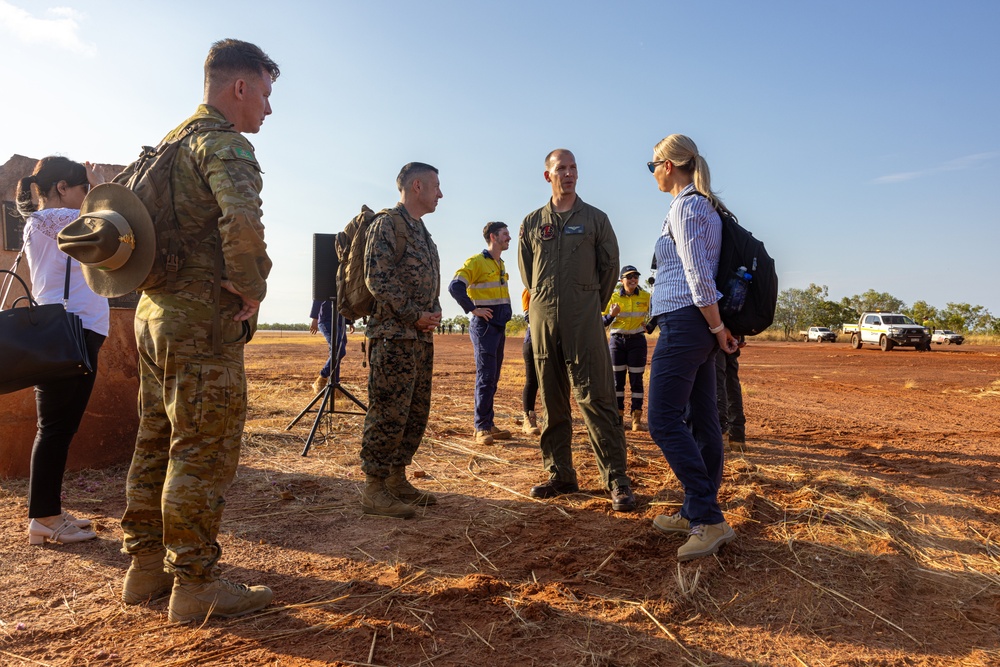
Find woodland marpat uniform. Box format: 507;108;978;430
360;204;440;476
121;105;271;581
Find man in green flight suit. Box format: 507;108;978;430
118;39;279;623
517;149;635;512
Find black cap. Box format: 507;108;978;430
620;265;640;278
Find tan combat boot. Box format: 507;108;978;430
385;465;437;506
522;411;541;436
631;409;647;432
312;375;328;394
122;551;175;605
474;430;494;446
361;474;416;518
167;578;273;623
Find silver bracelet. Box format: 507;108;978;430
709;322;725;334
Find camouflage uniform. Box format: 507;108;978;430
360;204;440;477
517;198;630;490
121;105;271;582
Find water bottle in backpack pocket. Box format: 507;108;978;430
719;265;752;315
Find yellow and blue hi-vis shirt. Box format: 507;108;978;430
602;285;650;335
449;249;512;326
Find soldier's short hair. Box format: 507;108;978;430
482;221;507;242
396;162;438;193
205;39;280;86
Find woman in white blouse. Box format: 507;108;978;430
15;156;107;545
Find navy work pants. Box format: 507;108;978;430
647;306;725;526
471;317;506;432
609;333;647;412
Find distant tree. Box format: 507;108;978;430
938;303;994;334
907;300;939;329
506;314;527;336
845;289;905;314
838;297;860;324
774;284;827;337
257;322;310;331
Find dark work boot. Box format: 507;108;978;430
529;478;579;499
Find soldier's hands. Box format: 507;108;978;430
416;311;442;333
609;303;622;317
471;307;493;320
221;280;260;321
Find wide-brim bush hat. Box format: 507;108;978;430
57;183;155;297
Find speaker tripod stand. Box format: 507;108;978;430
286;307;367;456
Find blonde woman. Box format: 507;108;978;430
646;135;739;561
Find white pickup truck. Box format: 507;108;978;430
844;313;931;351
800;326;837;342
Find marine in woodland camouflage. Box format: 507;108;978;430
360;204;440;476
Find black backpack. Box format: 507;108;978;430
710;202;777;336
651;192;777;336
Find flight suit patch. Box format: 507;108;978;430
541;224;555;240
564;225;584;235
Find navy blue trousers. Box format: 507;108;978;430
318;316;348;382
647;306;725;526
471;317;506;431
609;333;647;411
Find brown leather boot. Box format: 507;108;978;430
361;474;416;518
385;465;437;506
522;411;540;436
631;409;647;432
122;551;175;605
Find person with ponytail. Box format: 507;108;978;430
15;156;107;545
645;135;740;561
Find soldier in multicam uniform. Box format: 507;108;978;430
118;39;279;623
517;149;636;512
360;163;443;519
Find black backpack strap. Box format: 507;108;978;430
63;256;72;302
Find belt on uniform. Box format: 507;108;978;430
610;332;644;339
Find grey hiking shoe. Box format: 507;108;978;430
385;466;437;506
652;513;690;535
122;552;174;605
677;521;735;561
168;578;273;623
361;475;416;518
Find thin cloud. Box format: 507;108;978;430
0;1;95;56
873;151;999;184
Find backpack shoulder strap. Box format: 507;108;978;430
382;209;409;264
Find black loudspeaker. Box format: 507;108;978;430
312;234;338;302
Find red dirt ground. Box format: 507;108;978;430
1;334;998;666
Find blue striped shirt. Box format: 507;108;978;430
650;183;723;316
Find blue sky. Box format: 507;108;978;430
2;1;998;324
